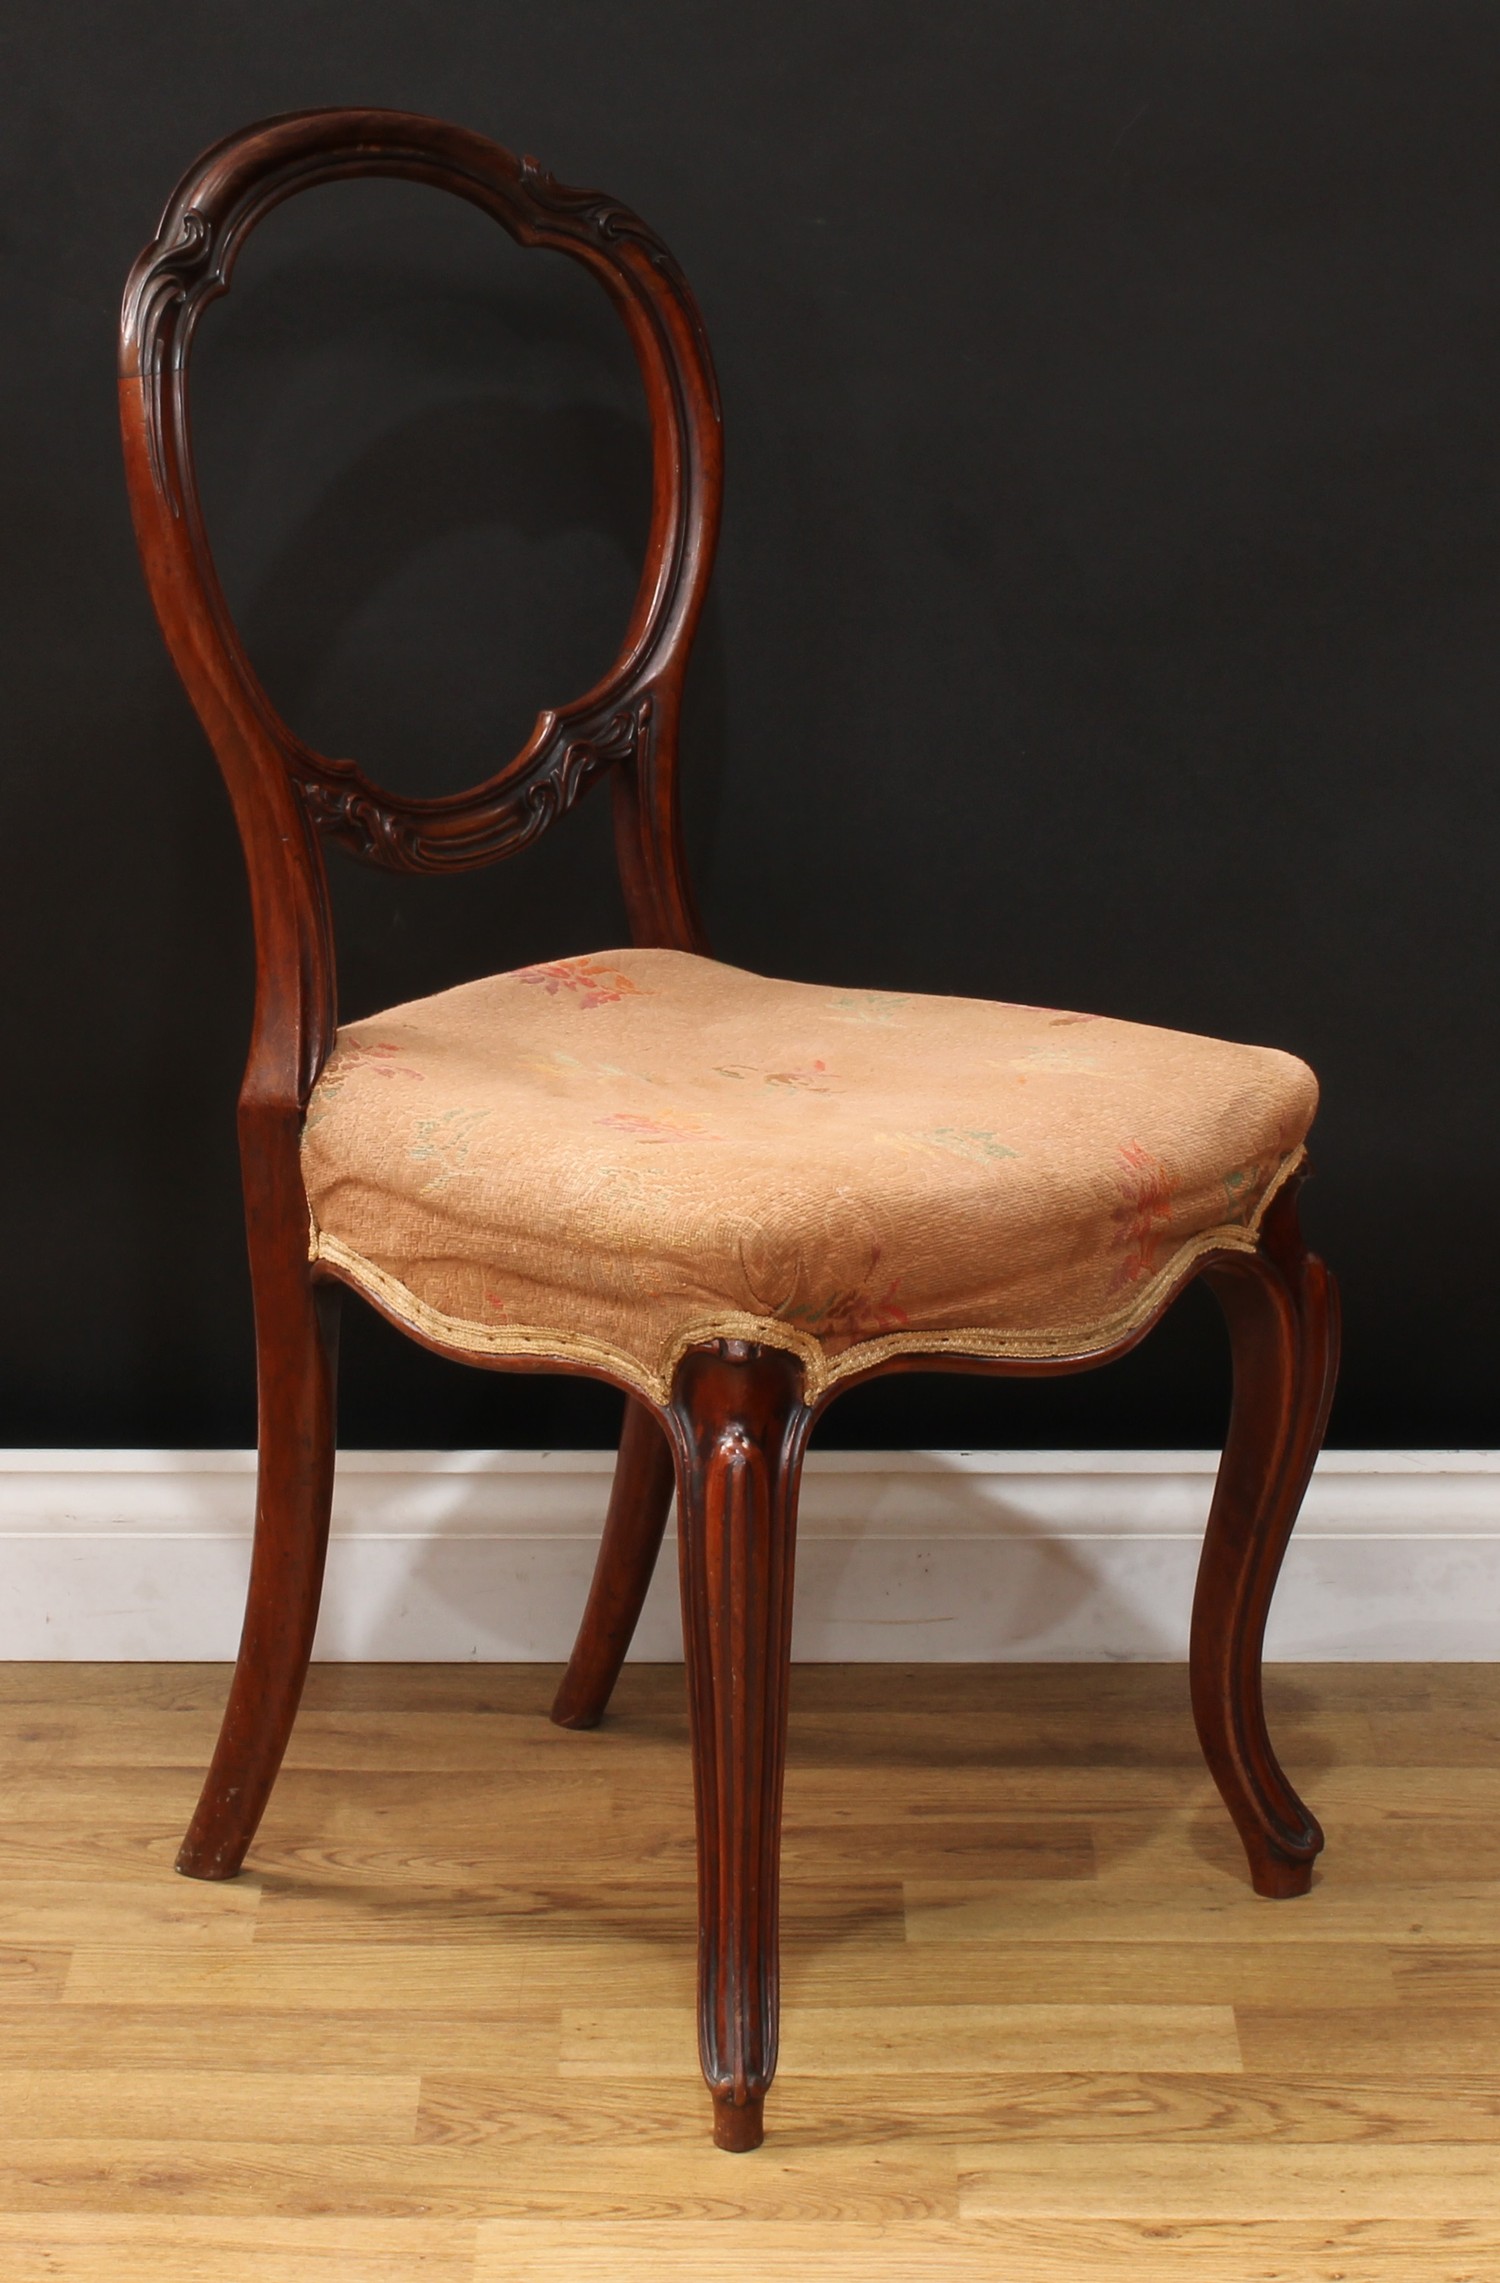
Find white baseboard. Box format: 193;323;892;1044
0;1448;1496;1662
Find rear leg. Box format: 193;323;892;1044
1192;1177;1339;1897
551;1397;675;1730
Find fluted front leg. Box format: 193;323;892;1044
1193;1173;1340;1898
668;1341;811;2151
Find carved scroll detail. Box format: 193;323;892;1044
518;156;683;270
122;207;221;513
517;158;720;416
293;700;648;872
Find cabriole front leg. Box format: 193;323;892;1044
1192;1178;1340;1898
669;1341;811;2151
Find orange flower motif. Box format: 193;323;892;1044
513;958;644;1009
595;1109;716;1143
1111;1140;1176;1288
303;1036;425;1128
326;1038;425;1082
777;1249;910;1341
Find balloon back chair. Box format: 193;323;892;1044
120;109;1339;2151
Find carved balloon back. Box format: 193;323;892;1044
119;109;721;910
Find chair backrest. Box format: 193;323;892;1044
119;108;722;1113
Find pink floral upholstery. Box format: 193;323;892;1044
300;950;1318;1401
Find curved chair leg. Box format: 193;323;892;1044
1192;1176;1340;1898
177;1256;341;1881
551;1397;676;1730
669;1340;811;2151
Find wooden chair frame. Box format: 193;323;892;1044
120;108;1339;2151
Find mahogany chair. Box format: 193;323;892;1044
120;108;1339;2151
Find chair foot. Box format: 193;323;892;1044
1194;1174;1339;1895
176;1830;253;1882
550;1399;676;1730
713;2090;766;2151
1248;1847;1315;1901
669;1340;811;2150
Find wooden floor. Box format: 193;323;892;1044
0;1662;1497;2281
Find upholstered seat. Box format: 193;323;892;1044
302;947;1318;1402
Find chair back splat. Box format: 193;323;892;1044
118;107;721;1111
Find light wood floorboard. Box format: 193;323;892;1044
0;1661;1496;2280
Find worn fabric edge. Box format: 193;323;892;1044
307;1145;1304;1407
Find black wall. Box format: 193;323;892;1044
5;2;1498;1450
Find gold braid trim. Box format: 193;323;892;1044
309;1144;1304;1409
